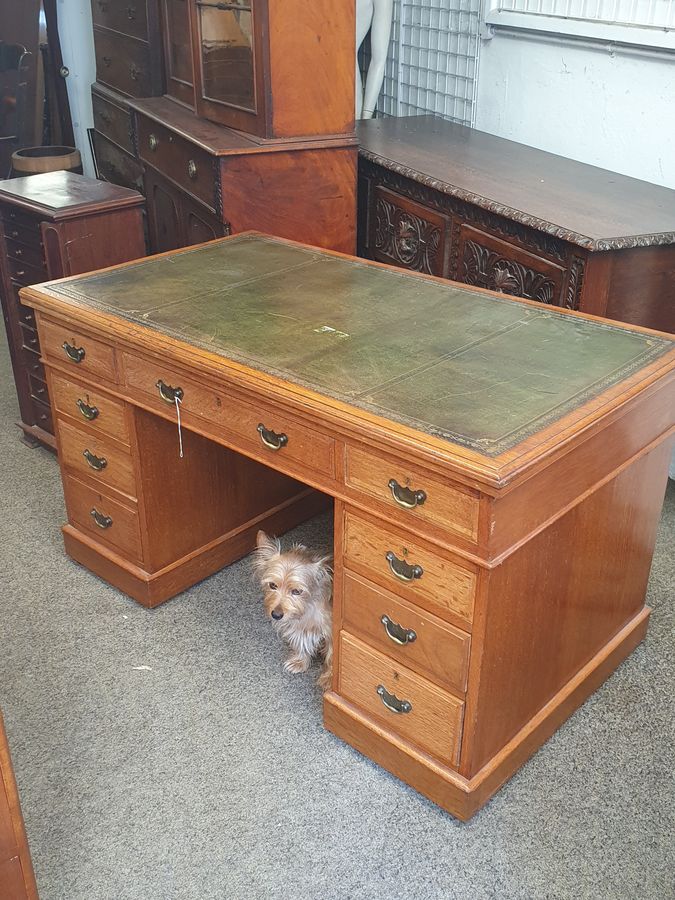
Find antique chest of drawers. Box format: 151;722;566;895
0;171;146;448
0;712;38;900
358;116;675;334
23;234;675;819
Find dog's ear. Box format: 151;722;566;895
314;554;334;579
254;530;281;564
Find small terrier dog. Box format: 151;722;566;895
253;530;333;690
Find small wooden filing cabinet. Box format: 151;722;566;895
0;171;146;448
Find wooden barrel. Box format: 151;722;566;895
10;145;82;176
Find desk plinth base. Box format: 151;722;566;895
324;606;650;821
62;488;328;608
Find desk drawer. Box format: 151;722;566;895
0;206;40;233
92;86;135;155
50;372;129;444
58;418;136;498
137;115;216;212
94;26;153;96
338;631;464;768
122;353;335;477
345;444;479;544
63;474;142;563
342;571;471;695
343;510;476;626
40;318;118;382
91;0;148;42
7;255;47;286
20;323;41;355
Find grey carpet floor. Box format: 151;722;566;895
0;329;673;900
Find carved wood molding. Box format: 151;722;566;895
374;195;442;275
359;150;675;252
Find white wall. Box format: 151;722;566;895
475;28;675;191
56;0;96;176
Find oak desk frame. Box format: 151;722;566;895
22;234;675;821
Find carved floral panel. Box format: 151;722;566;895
462;240;560;306
373;195;443;276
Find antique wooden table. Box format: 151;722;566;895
23;234;675;819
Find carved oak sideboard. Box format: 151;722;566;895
357;116;675;334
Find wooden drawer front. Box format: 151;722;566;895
92;0;149;41
50;372;130;444
0;206;41;233
2;218;42;247
7;255;47;286
4;237;46;272
343;511;476;627
28;373;49;406
342;572;470;695
92;88;134;155
456;225;567;308
63;474;142;563
122;353;335;477
137;116;216;212
345;444;479;543
94;26;152;96
93;132;144;194
40;319;118;382
338;632;464;767
20;324;40;355
58;418;136;498
32;397;54;435
370;185;451;277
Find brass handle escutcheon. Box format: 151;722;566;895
83;449;107;471
187;159;197;180
377;684;412;714
385;551;423;582
388;479;427;509
156;379;183;404
126;4;136;18
76;398;99;421
90;508;112;529
381;614;417;645
102;56;112;67
63;341;85;363
149;133;158;151
257;423;288;451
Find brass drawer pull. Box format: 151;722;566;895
15;269;25;277
156;379;184;404
63;341;85;363
126;4;136;18
377;684;412;715
10;229;18;237
83;449;107;471
98;110;112;125
388;478;427;509
13;248;23;257
187;159;198;180
381;614;417;645
76;398;99;421
90;508;112;529
97;0;108;9
257;423;288;451
149;133;158;151
102;56;112;67
385;551;423;582
130;64;140;81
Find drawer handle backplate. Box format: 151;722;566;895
377;684;412;715
156;379;184;404
385;551;423;582
76;397;99;421
90;508;112;529
257;423;288;451
83;449;107;471
63;341;86;363
187;159;198;180
388;478;427;510
126;4;136;18
149;133;158;152
381;614;417;645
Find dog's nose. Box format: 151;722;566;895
271;609;284;620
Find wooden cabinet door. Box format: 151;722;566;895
183;192;227;245
454;225;567;307
144;169;183;253
369;185;451;278
161;0;195;107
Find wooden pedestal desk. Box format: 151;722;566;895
23;234;675;820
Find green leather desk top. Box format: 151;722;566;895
41;234;673;457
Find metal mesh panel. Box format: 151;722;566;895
378;0;481;126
